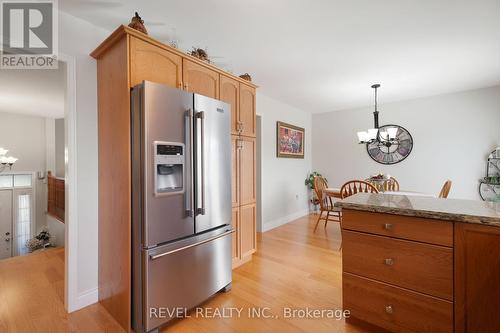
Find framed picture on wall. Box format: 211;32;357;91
276;121;305;158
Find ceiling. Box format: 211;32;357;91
61;0;500;113
0;62;66;118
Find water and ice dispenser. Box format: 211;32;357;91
153;142;185;195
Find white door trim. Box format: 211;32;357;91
58;52;81;312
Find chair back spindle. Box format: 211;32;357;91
340;180;379;199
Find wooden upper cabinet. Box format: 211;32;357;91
239;83;256;137
182;59;219;99
129;37;182;89
239;136;256;206
220;75;240;135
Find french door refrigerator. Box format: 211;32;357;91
131;81;233;333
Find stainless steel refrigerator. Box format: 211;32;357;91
131;81;233;333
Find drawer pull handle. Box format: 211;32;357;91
383;223;393;230
385;305;393;314
384;258;394;266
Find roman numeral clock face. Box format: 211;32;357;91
366;125;413;164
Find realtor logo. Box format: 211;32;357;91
1;0;58;69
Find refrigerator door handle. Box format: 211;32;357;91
196;111;206;216
149;229;234;260
185;109;194;217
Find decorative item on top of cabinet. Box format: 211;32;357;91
130;37;182;89
239;73;252;82
239;83;256;137
189;47;210;63
182;58;219;99
128;12;148;34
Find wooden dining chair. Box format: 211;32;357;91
313;176;341;232
337;180;379;251
385;176;400;192
340;180;379;199
438;180;452;198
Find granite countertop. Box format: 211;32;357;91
334;193;500;226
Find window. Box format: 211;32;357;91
0;175;13;188
14;191;32;256
13;174;32;188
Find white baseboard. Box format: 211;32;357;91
74;287;98;310
261;209;310;232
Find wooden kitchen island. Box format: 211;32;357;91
335;193;500;333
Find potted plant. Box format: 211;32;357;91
305;172;325;213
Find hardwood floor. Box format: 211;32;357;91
165;214;368;333
0;248;124;333
0;215;369;333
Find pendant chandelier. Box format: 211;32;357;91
356;84;398;144
0;147;18;172
356;84;414;165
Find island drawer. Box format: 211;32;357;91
342;210;453;247
343;230;453;300
343;272;453;333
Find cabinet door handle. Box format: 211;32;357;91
385;305;393;314
183;83;189;91
384;258;394;266
178;82;183;89
383;223;393;230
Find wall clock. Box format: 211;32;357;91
366;124;413;164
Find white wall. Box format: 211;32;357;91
58;11;110;311
312;86;500;200
0;112;48;232
257;93;312;231
47;215;65;247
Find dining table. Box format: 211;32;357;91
324;188;436;199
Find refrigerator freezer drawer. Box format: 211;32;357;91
143;228;232;332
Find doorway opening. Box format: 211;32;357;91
0;60;68;300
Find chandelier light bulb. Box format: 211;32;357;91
387;127;398;140
0;148;8;156
357;131;368;143
6;156;17;164
367;128;378;140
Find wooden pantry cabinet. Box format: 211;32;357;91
91;25;257;332
231;135;257;268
